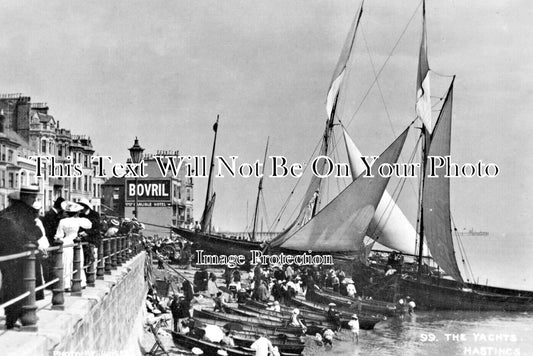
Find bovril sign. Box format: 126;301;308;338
125;179;172;205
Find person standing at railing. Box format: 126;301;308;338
54;202;92;290
0;185;42;329
33;199;51;300
40;197;65;284
77;198;101;280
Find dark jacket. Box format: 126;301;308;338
80;209;102;245
0;201;42;326
40;208;63;245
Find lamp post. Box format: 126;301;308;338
128;137;144;219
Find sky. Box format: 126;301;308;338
0;0;532;236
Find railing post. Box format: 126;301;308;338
20;243;38;331
116;236;123;266
71;238;82;296
124;236;131;260
52;241;65;310
86;243;96;287
111;237;117;270
104;238;112;275
121;236;127;261
97;238;105;280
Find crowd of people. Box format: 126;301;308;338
0;185;144;329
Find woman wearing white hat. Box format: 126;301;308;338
54;201;92;290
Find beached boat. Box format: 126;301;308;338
194;308;326;336
171;331;302;356
172;115;267;259
193;316;302;337
305;288;396;317
172;332;254;356
189;325;305;354
288;297;383;331
239;301;383;331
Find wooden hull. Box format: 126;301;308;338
308;289;397;316
172;331;254;356
288;298;383;330
239;302;381;331
173;227;263;261
399;277;533;311
193;316;303;338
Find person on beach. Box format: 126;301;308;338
322;328;335;348
289;308;307;332
207;272;219;297
327;303;342;331
221;328;235;347
214;291;228;313
348;314;360;343
250;334;275;356
266;300;281;312
346;281;357;298
407;296;416;314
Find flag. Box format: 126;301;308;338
416;0;432;132
326;1;364;122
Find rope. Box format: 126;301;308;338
338;0;423;131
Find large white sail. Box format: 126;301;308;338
279;128;409;252
342;128;428;256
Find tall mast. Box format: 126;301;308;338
201;115;219;233
417;129;428;279
252;137;269;241
415;0;431;278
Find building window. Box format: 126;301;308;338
58;145;63;157
186;188;191;201
8;173;14;188
0;170;5;187
41;140;47;154
7;150;13;162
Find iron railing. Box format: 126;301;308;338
0;234;145;331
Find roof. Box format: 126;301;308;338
0;128;31;149
102;177;125;186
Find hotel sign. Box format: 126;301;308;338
125;179;172;206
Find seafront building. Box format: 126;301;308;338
0;93;103;212
101;150;194;235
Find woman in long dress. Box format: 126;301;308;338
54;201;92;290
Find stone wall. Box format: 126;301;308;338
53;252;148;354
1;252;148;356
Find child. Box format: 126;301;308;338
348;314;360;343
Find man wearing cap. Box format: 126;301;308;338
77;198;101;275
327;303;342;331
0;185;42;329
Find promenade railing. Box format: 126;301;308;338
0;233;144;331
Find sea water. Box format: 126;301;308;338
312;233;533;355
314;310;533;356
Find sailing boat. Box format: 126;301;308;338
337;1;533;311
172;116;264;259
264;0;533;311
